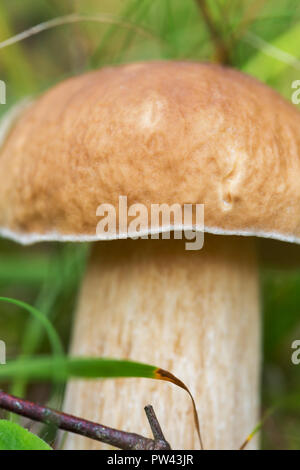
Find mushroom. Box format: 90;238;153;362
0;61;299;450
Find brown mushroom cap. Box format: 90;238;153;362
0;61;300;244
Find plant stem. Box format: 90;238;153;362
0;390;171;450
195;0;231;64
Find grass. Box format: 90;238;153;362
0;0;300;449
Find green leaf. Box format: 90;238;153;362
0;420;52;450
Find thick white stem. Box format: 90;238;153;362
64;235;260;450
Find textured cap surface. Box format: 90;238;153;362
0;61;300;244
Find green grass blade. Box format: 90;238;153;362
113;0;154;64
0;14;155;51
10;246;88;403
0;297;64;357
240;408;274;450
90;0;146;67
21;245;88;357
242;23;300;81
0;357;156;382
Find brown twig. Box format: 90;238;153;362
0;390;171;450
195;0;231;64
145;404;167;442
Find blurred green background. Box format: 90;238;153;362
0;0;300;449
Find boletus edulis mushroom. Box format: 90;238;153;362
0;61;300;450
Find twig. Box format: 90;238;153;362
0;390;170;450
144;405;167;442
195;0;231;64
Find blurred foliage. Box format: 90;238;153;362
0;0;300;449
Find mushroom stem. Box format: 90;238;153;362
64;235;260;450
